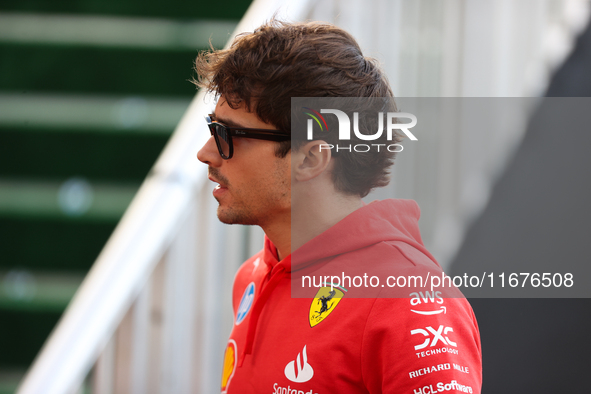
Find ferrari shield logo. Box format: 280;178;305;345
309;286;346;327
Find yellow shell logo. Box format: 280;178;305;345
221;340;237;393
309;286;346;328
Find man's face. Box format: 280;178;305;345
197;97;291;226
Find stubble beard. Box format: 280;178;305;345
216;200;260;226
208;167;256;225
211;160;290;227
214;183;261;226
215;185;289;227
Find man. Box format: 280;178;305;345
195;20;482;393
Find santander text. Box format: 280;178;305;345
272;383;317;394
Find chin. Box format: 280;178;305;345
216;206;258;226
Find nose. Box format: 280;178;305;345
197;135;222;166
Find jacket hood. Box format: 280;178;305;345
291;199;436;271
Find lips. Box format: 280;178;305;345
210;177;228;199
208;167;229;187
208;175;226;188
208;168;229;198
212;184;228;198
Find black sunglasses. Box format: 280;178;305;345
205;115;290;159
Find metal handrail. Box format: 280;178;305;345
16;1;312;393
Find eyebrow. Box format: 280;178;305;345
210;111;248;129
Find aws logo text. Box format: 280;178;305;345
410;291;446;315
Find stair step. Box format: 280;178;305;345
0;370;91;394
0;43;199;96
0;308;63;367
0;1;252;19
0;369;26;394
0;178;138;271
0;217;119;272
0;13;237;50
0;93;189;133
0;179;138;220
0;271;83;312
0;128;170;182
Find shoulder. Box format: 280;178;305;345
231;250;265;311
360;295;481;392
234;251;265;287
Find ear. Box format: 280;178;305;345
293;140;333;182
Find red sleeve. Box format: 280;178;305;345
361;295;482;393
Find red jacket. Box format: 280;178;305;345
221;199;482;393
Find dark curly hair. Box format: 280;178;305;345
193;20;400;197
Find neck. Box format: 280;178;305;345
262;195;362;260
262;185;363;260
291;189;363;253
261;211;291;261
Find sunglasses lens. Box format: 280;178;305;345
213;123;231;158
